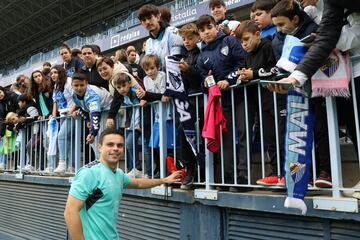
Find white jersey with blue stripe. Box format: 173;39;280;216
72;85;112;113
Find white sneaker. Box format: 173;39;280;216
126;168;142;178
54;161;66;173
23;164;34;172
0;163;5;170
67;167;75;173
343;180;360;198
43;167;54;173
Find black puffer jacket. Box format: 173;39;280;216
295;0;360;78
0;89;19;137
180;46;203;94
272;11;318;61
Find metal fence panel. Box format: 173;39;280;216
226;209;325;240
0;181;68;240
331;220;360;240
117;196;181;240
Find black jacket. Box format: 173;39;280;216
108;90;123;119
245;38;287;109
34;91;53;118
81;62;109;91
129;63;145;86
245;38;277;79
197;31;246;106
14;102;39;131
272;11;318;61
107;89;152;139
0;90;19;137
180;46;203;94
295;0;360;78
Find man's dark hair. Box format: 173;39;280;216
138;4;160;21
209;0;226;9
251;0;278;12
270;0;301;20
16;74;26;83
72;72;88;81
17;94;33;104
196;15;217;30
81;44;95;52
43;62;51;67
236;20;260;39
99;128;124;144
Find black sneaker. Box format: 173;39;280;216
180;165;195;190
229;176;252;192
215;186;229;191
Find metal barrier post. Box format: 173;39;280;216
326;97;342;197
158;101;167;179
74;117;82;171
194;94;218;200
313;97;358;212
350;55;360;163
16;128;26;179
151;101;171;196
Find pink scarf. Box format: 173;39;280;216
311;50;351;98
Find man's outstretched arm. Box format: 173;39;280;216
127;171;182;189
64;195;85;240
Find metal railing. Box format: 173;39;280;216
0;56;359;212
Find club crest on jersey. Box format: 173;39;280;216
221;46;229;56
89;102;98;112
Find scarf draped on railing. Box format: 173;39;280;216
164;56;198;157
284;88;314;215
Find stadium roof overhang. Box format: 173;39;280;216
0;0;149;69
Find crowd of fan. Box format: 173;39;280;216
0;0;359;192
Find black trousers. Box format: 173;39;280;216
214;105;236;183
337;76;360;155
311;97;331;175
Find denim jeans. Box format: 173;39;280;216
126;130;151;175
0;138;6;164
126;130;142;171
0;154;7;164
58;117;75;167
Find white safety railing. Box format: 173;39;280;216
0;56;359;213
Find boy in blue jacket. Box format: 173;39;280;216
251;0;278;40
196;15;247;191
71;72;112;145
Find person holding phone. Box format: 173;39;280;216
274;0;360;91
235;20;287;186
269;0;332;187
